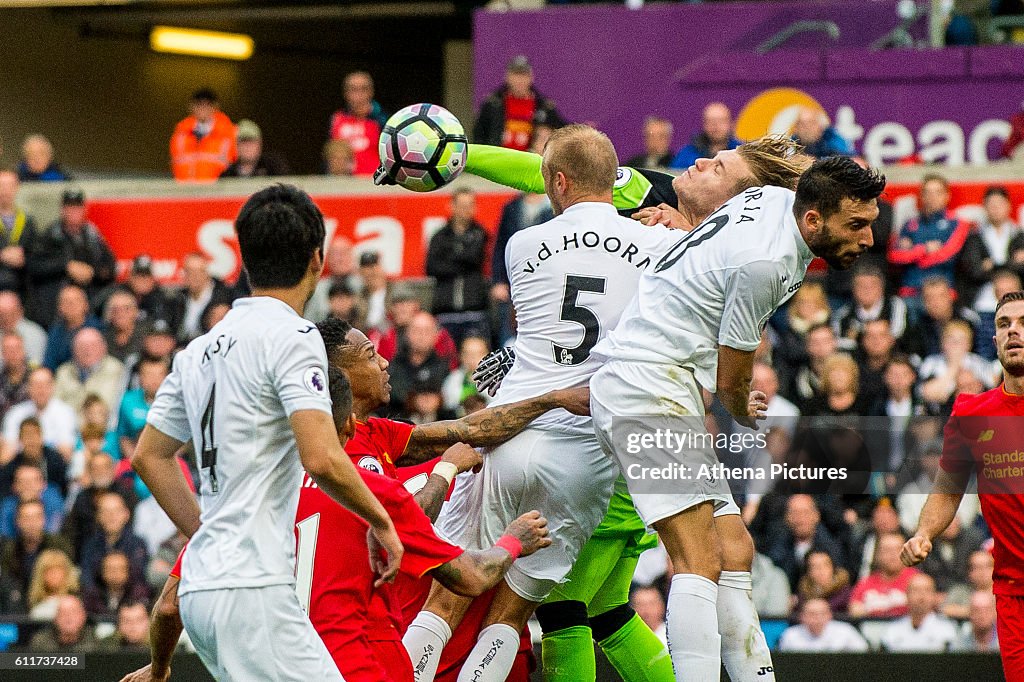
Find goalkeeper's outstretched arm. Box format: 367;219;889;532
466;144;545;194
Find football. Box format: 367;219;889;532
377;103;468;192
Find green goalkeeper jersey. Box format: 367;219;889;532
465;144;678;217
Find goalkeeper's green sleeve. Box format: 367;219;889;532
466;144;545;194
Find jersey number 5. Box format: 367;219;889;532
552;274;606;366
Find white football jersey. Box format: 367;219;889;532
146;297;332;597
593;185;815;392
493;202;680;431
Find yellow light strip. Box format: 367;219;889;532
150;26;254;61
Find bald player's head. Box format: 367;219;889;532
541;124;618;215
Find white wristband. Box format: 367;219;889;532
431;461;459;486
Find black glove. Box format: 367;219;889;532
472;346;516;397
373;165;397;186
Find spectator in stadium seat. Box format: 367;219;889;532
28;595;97;653
880;573;957;651
373;292;457;368
401;383;458;425
1;367;76;462
917;320;995;414
26;548;79;622
474;55;566;151
27;190;115;328
354;250;391;335
121;320;176;394
881;356;921;476
849;532;920;618
328;71;389;176
124;255;173;324
804;353;871;417
61;452;136;562
304;236;362;324
957;186;1024;310
98;600;151;652
0;499;71;609
773;282;832;378
219;119;290;178
0;464;63;536
116;356;167;463
630;585;668;644
0;291;46;366
974;269;1024;361
42;285;103;371
833;264;908;353
442;336;490;412
766;494;848;591
68;424;110;499
796;550;853;614
0;168;35;295
54;328;125;413
426;188;490;346
387;312;451;413
791;108;853;158
777;598;868;652
18;135;70;183
782;323;838;411
918;515;985;595
624;116;675;168
322;139;355;176
751;551;793;618
0;333;35;418
79;490;148;589
853;319;896;412
898;277;981;362
101;290;143;363
82;550;151;618
490;200;554;344
145;530;186;594
168;252;234;346
888;174;972;300
952;590;999;651
76;395;119;462
169;88;236;182
850;499;904;582
669;102;740;169
0;417;67;498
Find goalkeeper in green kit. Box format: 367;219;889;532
406;137;809;682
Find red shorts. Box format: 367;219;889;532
434;588;534;682
370;639;414;682
997;593;1024;682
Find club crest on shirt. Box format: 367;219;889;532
358;456;384;474
303;367;327;396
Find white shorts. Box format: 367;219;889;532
590;359;737;526
180;584;344;681
436;426;618;602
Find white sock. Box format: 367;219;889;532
666;573;721;682
403;611;452;682
457;623;520;682
718;571;775;681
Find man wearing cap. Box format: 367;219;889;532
125;255;172;325
219;120;290;179
25;190;115;328
473;55;566;151
169;89;236;182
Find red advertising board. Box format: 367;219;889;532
88;190;517;284
86;180;1024;286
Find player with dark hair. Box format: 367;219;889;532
903;290;1024;681
132;184;402;681
588;156;884;681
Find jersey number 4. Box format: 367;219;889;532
199;383;220;495
552;274;606;366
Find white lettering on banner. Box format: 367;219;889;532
834;105;1011;167
197;219;237;279
353;216;404;275
422;216;447;247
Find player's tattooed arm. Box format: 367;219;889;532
413;444;480;522
400;387;591;463
430;510;551;597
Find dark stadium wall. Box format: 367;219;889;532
0;9;455;177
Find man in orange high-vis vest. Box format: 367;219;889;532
170;89;237;182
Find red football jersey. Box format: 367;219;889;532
295;469;463;681
328;112;381;176
940;386;1024;596
346;417;414;480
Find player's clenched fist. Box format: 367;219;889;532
119;664;169;682
901;534;932;566
504;510;552;557
442;442;482;474
631;203;689;229
555;386;591;416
